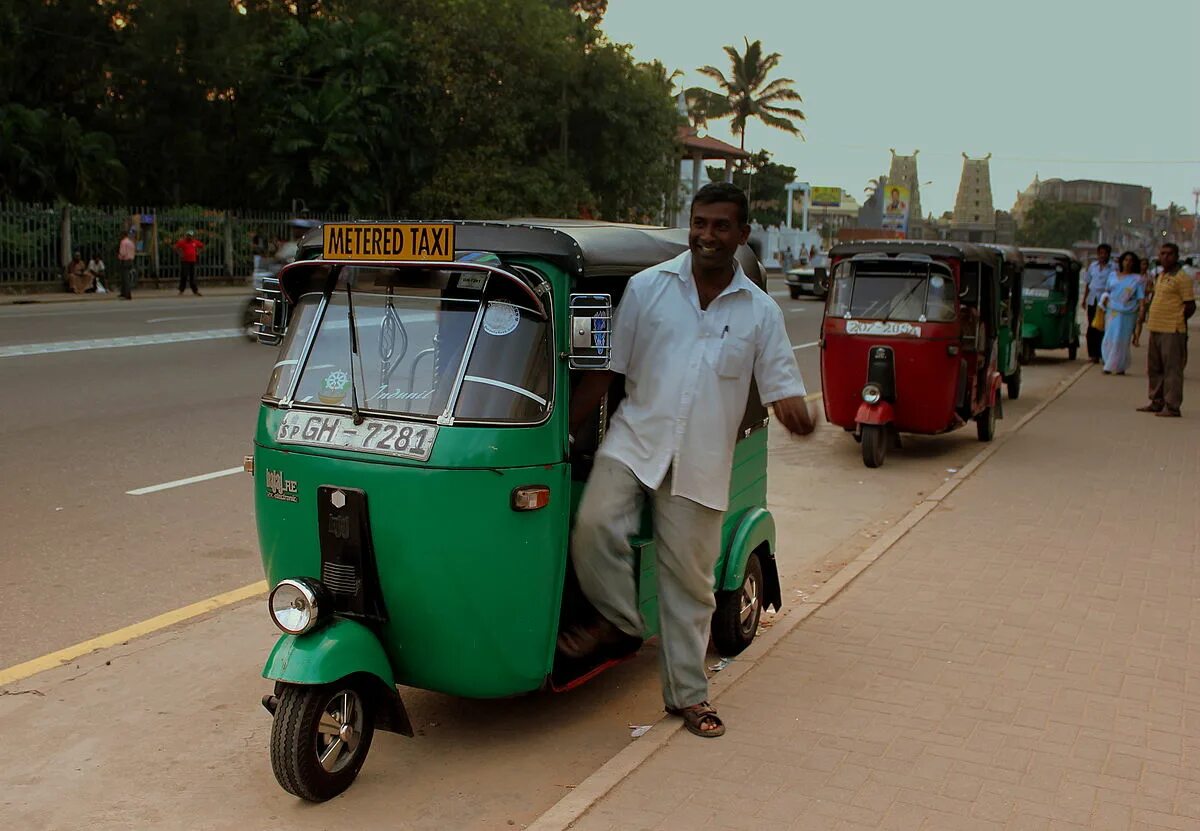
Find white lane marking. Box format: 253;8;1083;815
792;341;819;351
787;307;805;313
0;299;242;320
145;313;231;323
0;328;243;358
126;467;243;496
769;290;791;299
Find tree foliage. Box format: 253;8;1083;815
1016;199;1097;248
0;0;678;220
690;38;804;150
707;150;795;226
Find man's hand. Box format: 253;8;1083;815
772;396;816;436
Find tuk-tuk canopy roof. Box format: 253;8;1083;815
294;220;762;283
1018;247;1081;264
980;243;1026;267
829;240;998;263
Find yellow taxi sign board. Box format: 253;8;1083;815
323;223;456;262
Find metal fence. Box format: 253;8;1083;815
0;202;353;289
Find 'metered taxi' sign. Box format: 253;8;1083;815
323;223;456;262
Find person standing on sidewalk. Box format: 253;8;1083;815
173;230;204;296
117;228;136;300
1100;251;1144;375
1138;243;1195;417
1083;243;1117;363
560;183;816;738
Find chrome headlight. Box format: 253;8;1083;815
1047;303;1058;314
862;383;883;404
268;578;325;635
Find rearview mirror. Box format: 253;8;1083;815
568;293;612;370
255;276;287;345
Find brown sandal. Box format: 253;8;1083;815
666;701;725;738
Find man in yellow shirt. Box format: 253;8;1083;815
1137;243;1195;417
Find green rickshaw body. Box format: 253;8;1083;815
252;221;779;703
1018;247;1081;356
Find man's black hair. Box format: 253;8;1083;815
693;182;749;226
1160;242;1180;257
1097;243;1112;254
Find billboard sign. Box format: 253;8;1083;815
810;186;842;207
880;184;910;233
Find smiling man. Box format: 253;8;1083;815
561;183;814;738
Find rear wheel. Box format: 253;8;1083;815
712;552;763;656
1006;367;1021;400
270;682;375;802
861;424;887;468
976;404;996;442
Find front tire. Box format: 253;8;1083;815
976;404;996;442
861;424;887;468
1019;342;1034;364
270;682;376;802
1006;367;1021;400
788;286;801;300
712;552;763;656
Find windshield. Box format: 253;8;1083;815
1022;265;1062;294
828;261;956;322
265;268;551;424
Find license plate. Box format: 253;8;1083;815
322;223;455;262
276;412;438;461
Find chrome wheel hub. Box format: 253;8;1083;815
315;689;363;773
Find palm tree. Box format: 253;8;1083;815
692;37;805;151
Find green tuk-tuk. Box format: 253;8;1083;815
249;221;782;801
983;245;1025;399
1017;247;1081;362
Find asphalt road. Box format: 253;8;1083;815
0;277;823;666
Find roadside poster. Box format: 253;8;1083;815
810;186;842;207
881;184;910;233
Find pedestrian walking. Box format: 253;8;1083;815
117;228;136;300
1100;251;1144;375
559;183;816;738
1137;243;1195;417
173;230;204;296
1082;243;1117;363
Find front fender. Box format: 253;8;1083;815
264;617;395;689
855;400;895;426
1020;322;1040;341
718;508;782;612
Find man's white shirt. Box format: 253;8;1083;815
596;251;806;511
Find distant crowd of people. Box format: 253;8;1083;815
1083;242;1196;417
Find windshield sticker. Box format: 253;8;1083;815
368;385;434;402
483;302;521;337
266;468;299;503
319;370;350;404
846;321;922;337
930;275;945;290
456;273;487;291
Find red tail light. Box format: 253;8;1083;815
511;485;551;511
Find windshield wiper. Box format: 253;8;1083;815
345;285;365;425
882;279;926;323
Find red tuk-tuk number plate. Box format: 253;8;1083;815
276;411;438;461
845;320;923;337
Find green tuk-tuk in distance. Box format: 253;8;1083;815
1017;247;1082;362
982;245;1025;399
250;221;782;801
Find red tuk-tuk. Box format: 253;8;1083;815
821;241;1003;467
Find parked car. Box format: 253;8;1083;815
785;251;830;299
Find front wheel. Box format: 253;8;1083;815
788;286;801;300
861;424;887;468
1006;367;1021;400
712;552;763;656
270;682;376;802
1019;342;1034;364
976;404;996;442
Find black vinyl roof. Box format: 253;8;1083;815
829;239;996;261
1018;247;1080;264
980;243;1026;266
295;219;762;282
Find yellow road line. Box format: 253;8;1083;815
0;580;267;688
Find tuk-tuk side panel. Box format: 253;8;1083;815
820;321;961;435
254;434;572;699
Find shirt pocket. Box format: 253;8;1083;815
717;334;754;378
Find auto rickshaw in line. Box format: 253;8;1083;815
248;221;782;801
982;244;1025;400
1016;247;1082;362
821;240;1004;468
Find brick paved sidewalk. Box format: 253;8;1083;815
564;334;1200;830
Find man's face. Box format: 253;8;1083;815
689;201;749;271
1097;247;1110;263
1158;246;1178;271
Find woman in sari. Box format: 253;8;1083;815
1100;251;1144;375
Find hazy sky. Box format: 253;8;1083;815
603;0;1200;218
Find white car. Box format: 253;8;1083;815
785;252;830;299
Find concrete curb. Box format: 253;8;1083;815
527;359;1095;831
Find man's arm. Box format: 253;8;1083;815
772;395;816;436
569;370;613;438
754;303;814;438
1184;301;1195;322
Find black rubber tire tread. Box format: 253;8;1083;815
270;683;375;802
788;286;801;299
711;552;763;657
861;424;886;468
1007;368;1021;400
976;405;996;442
1068;344;1078;361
